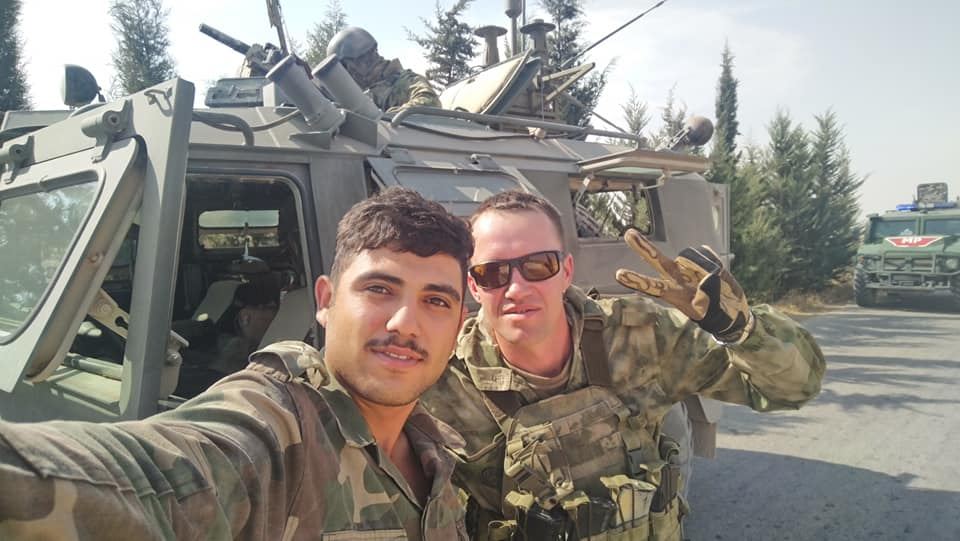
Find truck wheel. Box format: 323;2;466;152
952;278;960;308
854;269;876;307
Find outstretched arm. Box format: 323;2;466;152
0;361;306;540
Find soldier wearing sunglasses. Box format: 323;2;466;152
420;191;826;541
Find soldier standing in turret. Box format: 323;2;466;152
327;26;441;113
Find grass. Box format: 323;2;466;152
770;278;853;318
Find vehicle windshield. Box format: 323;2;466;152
870;219;918;241
922;218;960;235
0;182;99;340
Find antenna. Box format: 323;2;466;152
561;0;668;69
266;0;290;54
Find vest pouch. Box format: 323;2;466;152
600;474;655;538
649;504;681;541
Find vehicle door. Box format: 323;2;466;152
0;79;194;422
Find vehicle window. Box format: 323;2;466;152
395;170;521;210
922;218;960;235
198;209;280;249
575;187;653;239
0;181;98;339
870;219;918;240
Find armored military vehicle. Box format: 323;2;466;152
0;15;727;466
854;182;960;307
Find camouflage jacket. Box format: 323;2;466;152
363;58;441;113
420;286;826;514
0;341;468;540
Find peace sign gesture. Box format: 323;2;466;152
615;229;754;344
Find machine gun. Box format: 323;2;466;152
199;23;284;77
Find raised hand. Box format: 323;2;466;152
615;229;754;343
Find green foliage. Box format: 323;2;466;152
609;84;650;147
303;0;347;68
109;0;176;95
540;0;611;127
710;43;739;172
0;0;32;113
701;45;863;300
806;110;865;284
408;0;478;87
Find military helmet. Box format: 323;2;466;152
326;26;378;60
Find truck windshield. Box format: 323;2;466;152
0;182;98;339
923;218;960;235
870;219;919;241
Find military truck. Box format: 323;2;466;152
854;182;960;307
0;21;727;471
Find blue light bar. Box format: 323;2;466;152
896;203;918;211
933;201;958;209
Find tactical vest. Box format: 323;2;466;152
465;316;686;541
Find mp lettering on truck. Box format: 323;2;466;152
884;236;943;248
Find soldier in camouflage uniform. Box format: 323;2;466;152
420;191;826;540
327;26;441;114
0;187;473;540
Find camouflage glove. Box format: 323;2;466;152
615;229;755;344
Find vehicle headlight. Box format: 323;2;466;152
861;257;877;270
944;257;960;271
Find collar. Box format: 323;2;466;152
250;341;464;452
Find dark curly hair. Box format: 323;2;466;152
331;187;474;286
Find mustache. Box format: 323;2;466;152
364;335;429;359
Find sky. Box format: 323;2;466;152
17;0;960;216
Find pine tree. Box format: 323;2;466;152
0;0;32;115
303;0;347;67
540;0;610;127
761;110;817;294
807;110;864;287
620;84;650;146
109;0;176;95
649;86;688;148
408;0;478;87
730;158;790;300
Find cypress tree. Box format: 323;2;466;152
0;0;32;115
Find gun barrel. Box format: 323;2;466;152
199;24;250;56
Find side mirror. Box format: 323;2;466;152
61;65;104;107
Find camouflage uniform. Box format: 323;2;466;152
421;286;825;540
360;58;441;114
0;341;468;540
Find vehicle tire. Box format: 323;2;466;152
951;277;960;308
854;269;877;307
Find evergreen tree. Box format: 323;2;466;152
730;158;791;301
807;110;864;286
761;109;817;294
649;85;688;148
303;0;347;67
620;84;650;147
540;0;610;127
109;0;176;95
408;0;478;87
710;42;740;172
0;0;32;114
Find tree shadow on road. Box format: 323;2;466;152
684;449;960;541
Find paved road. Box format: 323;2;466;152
683;301;960;541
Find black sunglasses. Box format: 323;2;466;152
468;250;563;290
